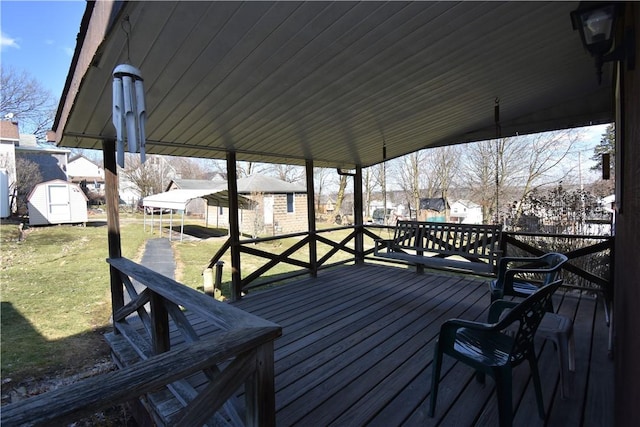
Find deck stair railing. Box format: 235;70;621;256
1;257;281;427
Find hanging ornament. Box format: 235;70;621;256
113;64;146;168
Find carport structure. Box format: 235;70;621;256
142;188;253;241
25;1;639;426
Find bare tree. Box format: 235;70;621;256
167;157;208;180
509;130;579;222
362;166;377;220
430;145;461;201
1;66;57;140
14;157;42;215
236;161;266;178
314;167;332;214
397;151;423;217
120;155;171;198
462;130;580;224
271;163;304;183
334;174;349;219
462;140;499;223
373;162;388;217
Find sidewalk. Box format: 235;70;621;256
140;238;175;279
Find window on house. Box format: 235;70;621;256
287;193;294;213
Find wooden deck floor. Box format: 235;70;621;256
229;264;613;427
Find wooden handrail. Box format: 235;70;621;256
21;257;285;426
108;257;277;330
1;328;280;427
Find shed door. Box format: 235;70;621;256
263;196;274;225
48;184;71;222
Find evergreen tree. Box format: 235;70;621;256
591;124;615;177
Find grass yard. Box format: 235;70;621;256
0;220;148;381
0;216;386;382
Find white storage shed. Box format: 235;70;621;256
27;180;88;226
0;168;9;218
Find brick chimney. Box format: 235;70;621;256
0;120;20;141
46;130;56;143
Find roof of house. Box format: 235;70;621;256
237;174;306;194
168;178;227;191
17;150;68;183
69;154;102;166
143;188;252;210
452;199;481;209
169;175;306;194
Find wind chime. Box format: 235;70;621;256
112;17;146;168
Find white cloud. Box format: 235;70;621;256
63;46;74;57
45;39;55;45
0;32;20;51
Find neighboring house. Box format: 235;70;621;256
15;134;69;182
67;154;105;195
236;174;307;236
450;199;483;224
1;120;70;214
164;174;308;235
417;197;449;222
27;179;88;226
0;120;19;195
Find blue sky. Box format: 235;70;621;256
1;0;86;98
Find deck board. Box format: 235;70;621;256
236;264;612;427
109;263;613;426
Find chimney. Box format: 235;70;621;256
46;130;56;143
0;120;20;141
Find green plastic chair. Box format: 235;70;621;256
429;279;563;427
489;252;568;308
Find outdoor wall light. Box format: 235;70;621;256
570;2;635;84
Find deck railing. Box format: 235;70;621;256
211;225;612;298
207;225;362;294
500;232;612;298
1;257;281;427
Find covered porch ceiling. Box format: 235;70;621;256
55;1;614;169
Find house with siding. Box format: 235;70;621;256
236;174;307;236
165;174;308;236
67;154;105;195
449;199;483;224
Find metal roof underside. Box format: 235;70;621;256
56;1;614;169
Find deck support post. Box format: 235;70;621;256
306;159;317;277
150;292;170;354
245;341;276;427
227;151;242;301
103;139;124;325
354;165;364;264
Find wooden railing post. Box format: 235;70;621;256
150;292;170;354
245;341;276;427
102;139;124;327
354;165;364;265
227;151;242;301
306;159;317;277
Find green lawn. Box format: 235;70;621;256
0;220;148;380
0;216;381;381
